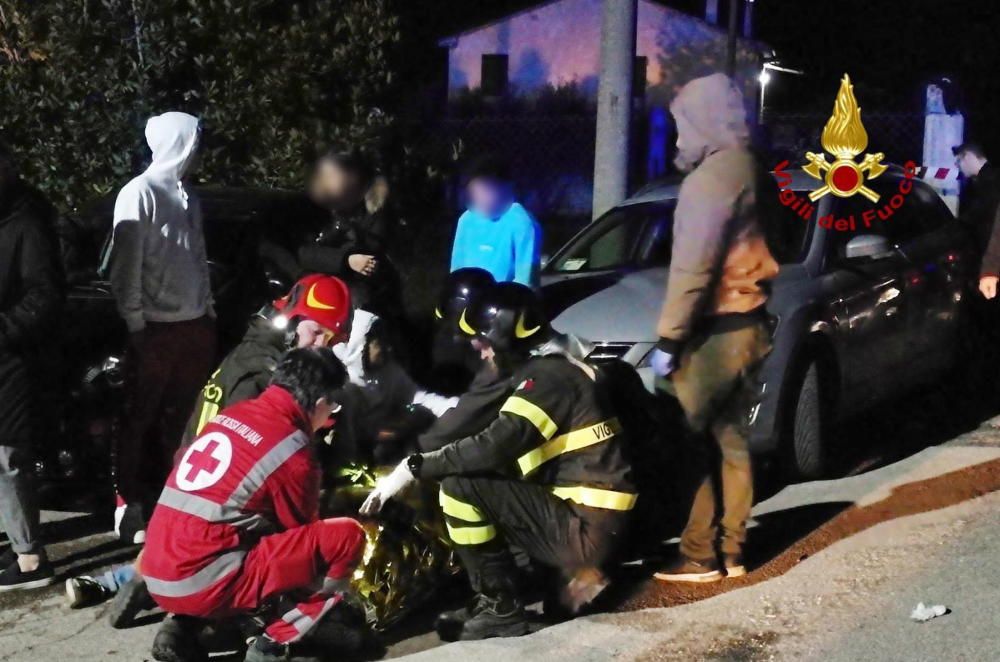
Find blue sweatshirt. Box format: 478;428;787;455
450;202;541;286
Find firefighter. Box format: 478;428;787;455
182;273;352;445
64;274;352;629
361;283;636;640
142;348;366;662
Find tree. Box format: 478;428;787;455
0;0;401;211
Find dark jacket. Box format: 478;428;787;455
0;181;63;441
181;316;288;446
419;355;636;521
297;205;399;313
960;162;1000;260
967;163;1000;276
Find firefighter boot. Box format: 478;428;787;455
458;553;529;640
151;615;208;662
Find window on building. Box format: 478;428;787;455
481;54;509;96
633;56;648;98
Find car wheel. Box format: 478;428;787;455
785;359;826;480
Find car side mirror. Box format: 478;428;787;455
844;234;892;260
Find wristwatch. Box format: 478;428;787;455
406;453;424;477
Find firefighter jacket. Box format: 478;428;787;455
418;355;636;515
182;317;288;446
142;386;320;606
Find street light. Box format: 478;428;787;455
758;66;772;117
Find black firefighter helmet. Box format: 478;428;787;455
436;267;496;324
459;282;550;353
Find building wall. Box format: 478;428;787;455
444;0;761;107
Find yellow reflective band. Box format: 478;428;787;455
446;522;497;545
439;489;486;523
195;402;220;435
517;418;621;476
551;485;637;511
500;396;558;440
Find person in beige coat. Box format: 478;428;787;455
649;73;778;583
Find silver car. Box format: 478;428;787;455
542;166;973;478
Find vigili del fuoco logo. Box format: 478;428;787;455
774;74;917;232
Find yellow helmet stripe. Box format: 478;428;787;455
458;309;476;336
515;312;541;339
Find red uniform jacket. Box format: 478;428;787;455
142;386;320;607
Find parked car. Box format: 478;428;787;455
541;166;975;478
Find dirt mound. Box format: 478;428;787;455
620;457;1000;611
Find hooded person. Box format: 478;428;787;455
107;112;217;544
648;74;778;583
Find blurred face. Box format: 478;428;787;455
468;178;511;218
296;319;338;348
956;151;987;178
308;397;339;433
310;159;364;210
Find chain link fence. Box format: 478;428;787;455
761;111;926;167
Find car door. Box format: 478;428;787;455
821;187;914;409
881;180;969;380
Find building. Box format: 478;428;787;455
439;0;766;112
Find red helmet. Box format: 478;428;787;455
273;275;351;344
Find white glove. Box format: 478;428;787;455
359;460;415;515
649;348;677;377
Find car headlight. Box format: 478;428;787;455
586;342;635;362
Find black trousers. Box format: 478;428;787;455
439;475;628;582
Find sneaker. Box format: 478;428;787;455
653;555;723;583
0;547;15;569
66;576;113;608
0;558;56;591
109;577;156;629
723;553;746;578
151;615;207;662
115;502;146;545
459;592;530;641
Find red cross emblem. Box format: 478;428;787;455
176;432;232;492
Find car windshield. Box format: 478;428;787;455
549;201;676;273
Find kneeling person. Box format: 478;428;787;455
142;348;366;662
362;284;636;640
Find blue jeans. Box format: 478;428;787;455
96;564;137;593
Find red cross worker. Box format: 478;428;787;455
139;349;365;656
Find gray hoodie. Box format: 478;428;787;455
109;112;213;332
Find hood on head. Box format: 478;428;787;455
144;112;200;180
671;73;749;170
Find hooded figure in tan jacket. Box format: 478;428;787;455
650;74;777;584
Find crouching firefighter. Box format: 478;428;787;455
361;283;636;640
142;348;368;662
183;273;352;445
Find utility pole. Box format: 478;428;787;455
726;0;739;76
592;0;638;220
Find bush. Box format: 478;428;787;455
0;0;401;211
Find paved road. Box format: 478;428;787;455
3;412;1000;661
